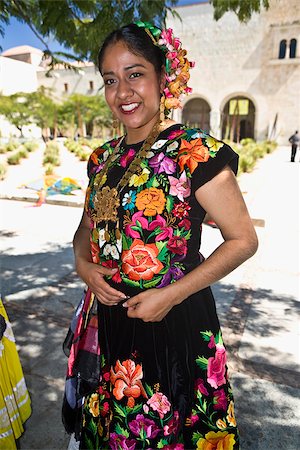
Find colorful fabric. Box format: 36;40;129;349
0;300;31;450
73;124;239;449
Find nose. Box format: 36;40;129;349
117;78;133;100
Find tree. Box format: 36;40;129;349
0;0;178;70
211;0;269;22
0;92;33;137
27;87;58;140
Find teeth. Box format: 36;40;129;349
121;103;139;112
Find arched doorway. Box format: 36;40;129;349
182;98;211;132
221;96;255;142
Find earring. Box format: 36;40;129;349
112;115;119;136
160;95;165;125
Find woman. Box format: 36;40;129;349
64;22;258;449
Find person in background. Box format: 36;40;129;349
0;299;31;449
289;130;299;162
63;22;258;450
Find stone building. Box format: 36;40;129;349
170;0;300;145
1;0;299;144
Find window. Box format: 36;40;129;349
89;80;94;90
290;38;297;58
64;83;69;93
278;39;287;59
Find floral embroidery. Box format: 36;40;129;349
196;431;236;450
147;392;171;419
178;138;210;173
110;359;148;408
135;187;166;216
122;239;164;281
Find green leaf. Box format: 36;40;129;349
166;196;174;213
127;403;143;415
145;383;154;397
157;439;169;448
124;278;140;287
115;423;129;437
122;235;131;251
196;356;208;370
192;431;203;444
200;331;213;341
143;276;162;288
113;402;126;418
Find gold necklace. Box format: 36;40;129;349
91;121;162;240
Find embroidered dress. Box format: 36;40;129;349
0;300;31;449
80;124;240;449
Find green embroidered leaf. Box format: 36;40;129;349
87;419;97;435
192;432;203;444
152;176;160;188
184;229;192;240
196;356;208;370
145;383;154;397
200;331;213;341
124;278;140;287
202;399;207;413
156;241;166;252
157;439;169;448
115;423;129;437
122;235;131;251
216;331;224;346
157;245;168;262
143;276;162;289
127;404;142;415
166;196;174;213
113;402;127;418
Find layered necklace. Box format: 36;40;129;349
91;121;162;241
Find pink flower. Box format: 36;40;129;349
168;171;191;201
148;215;173;241
178;218;191;230
162;444;184;450
120;148;135;168
129;414;160;438
163;411;179;436
207;344;227;389
172;201;191;219
167;129;185;140
195;378;209;396
109;433;136;450
149;152;176;175
213;389;228;411
208;335;216;349
147;392;171;419
124;211;148;238
167;236;187;256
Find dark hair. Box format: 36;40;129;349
98;23;165;76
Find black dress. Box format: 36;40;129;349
79;124;240;449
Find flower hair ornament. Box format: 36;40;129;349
135;21;195;115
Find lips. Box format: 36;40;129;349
120;103;139;113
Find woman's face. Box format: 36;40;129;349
101;41;164;141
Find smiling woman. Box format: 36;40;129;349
62;22;258;450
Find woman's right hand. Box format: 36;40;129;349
76;258;127;306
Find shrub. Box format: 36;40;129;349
24;141;39;152
240;138;255;146
44;163;55;175
0;162;7;179
7;153;21;165
0;146;6;154
5;140;19;152
43;141;60;166
17;146;29;159
78;150;90;161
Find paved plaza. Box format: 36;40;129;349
0;144;299;449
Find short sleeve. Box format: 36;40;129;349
191;142;239;193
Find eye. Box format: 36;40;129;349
104;78;116;86
129;72;142;79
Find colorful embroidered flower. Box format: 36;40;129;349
207;344;227;389
213;389;228;411
167;236;187;256
122;190;137;210
226;401;237;427
88;393;100;417
151;139;168;150
136;187;166;216
147;392;171;419
122;239;164;281
129;414;160;438
196;431;236;450
208;335;216;349
206;136;224;154
163;410;179;436
172;201;191;219
149;152;176;174
195;378;209;396
101;260;121;283
148;214;173;241
129;168;150;187
110;359;148;408
167;129;185;140
162;444;184;450
100;401;110;417
178;138;210;174
178;218;191;230
103;243;119;260
216;419;227;430
109;433;136;450
185;413;199;427
120;148;135;167
158;265;184;287
168;171;191;201
124;211;148;239
166;141;179;152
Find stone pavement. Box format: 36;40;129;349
0;143;299;449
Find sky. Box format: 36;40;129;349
0;0;204;53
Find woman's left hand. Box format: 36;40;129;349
122;288;175;322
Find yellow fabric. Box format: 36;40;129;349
0;300;31;449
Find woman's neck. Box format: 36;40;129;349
125;117;176;145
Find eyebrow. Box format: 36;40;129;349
102;63;146;76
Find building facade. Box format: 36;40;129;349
1;0;299;144
170;0;300;144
